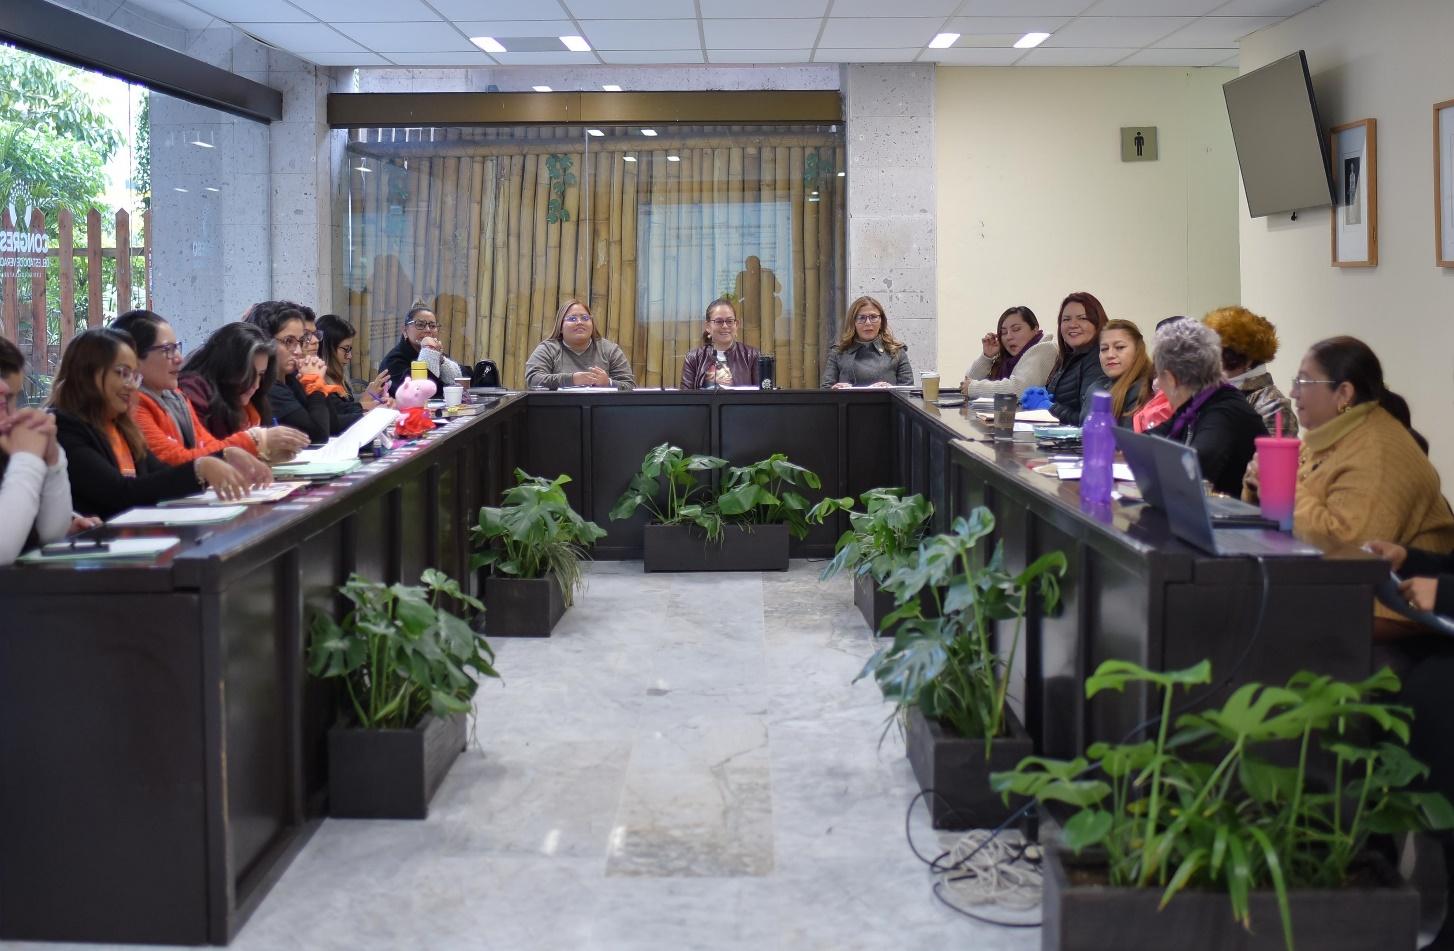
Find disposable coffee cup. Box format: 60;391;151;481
443;385;464;408
921;372;940;402
410;360;427;381
993;393;1018;441
1254;435;1299;531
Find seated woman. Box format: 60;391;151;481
524;299;635;390
1098;319;1153;427
1045;292;1112;423
1248;336;1454;557
1203;305;1298;438
1148;319;1266;496
178;322;305;466
0;338;74;565
50;328;252;519
316;314;395;429
680;298;761;389
244;300;332;443
962;306;1056;398
114;309;274;484
822;296;913;389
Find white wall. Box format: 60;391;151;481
1240;0;1454;483
935;66;1241;382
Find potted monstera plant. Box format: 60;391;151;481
991;660;1454;951
470;470;605;637
807;487;934;635
861;506;1066;829
307;569;498;819
609;442;823;572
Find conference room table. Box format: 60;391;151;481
0;388;1385;945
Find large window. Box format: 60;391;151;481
336;122;845;389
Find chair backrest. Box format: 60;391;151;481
470;359;500;388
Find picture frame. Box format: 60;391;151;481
1330;118;1376;267
1436;98;1454;268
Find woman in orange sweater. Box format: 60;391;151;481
116;310;305;474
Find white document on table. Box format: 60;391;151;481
291;408;399;465
1056;463;1136;482
108;506;246;526
162;482;305;506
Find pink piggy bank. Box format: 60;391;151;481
394;377;436;409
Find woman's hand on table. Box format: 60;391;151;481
1364;540;1407;571
223;446;273;487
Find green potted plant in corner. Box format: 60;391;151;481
861;506;1066;829
991;660;1454;951
307;569;499;819
609;442;824;572
807;487;934;635
470;469;606;637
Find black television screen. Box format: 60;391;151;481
1223;51;1336;218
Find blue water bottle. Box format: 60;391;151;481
1080;390;1114;518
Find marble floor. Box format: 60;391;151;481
16;562;1040;951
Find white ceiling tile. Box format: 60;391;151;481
1045;17;1193;47
298;51;391;65
491;50;608;63
334;21;478;52
119;0;217;30
1087;0;1221;13
1215;0;1319;14
1119;48;1242;66
957;0;1096;13
830;0;959;14
189;0;315;23
708;49;816;63
924;47;1024;64
704;19;821;49
453;20;579;37
580;19;700;50
811;48;922;62
380;51;501;65
944;16;1071;35
819;17;942;48
241;22;366;52
286;0;440;22
1218;52;1239;67
430;0;568;17
1015;46;1139;65
564;0;696;16
1152;16;1283;48
699;0;827;16
597;49;705;63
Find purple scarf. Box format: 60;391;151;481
990;330;1045;380
1167;382;1237;439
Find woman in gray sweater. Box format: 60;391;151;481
524;299;636;390
962;305;1058;398
822;295;913;388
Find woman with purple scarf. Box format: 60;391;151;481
1148;319;1267;496
961;306;1058;398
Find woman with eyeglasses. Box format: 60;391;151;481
50;328;253;519
680;298;761;390
244;300;332;443
178;322;307;466
961;305;1056;398
316;314;394;429
1044;291;1112;424
525;298;635;390
0;337;78;565
822;296;913;389
381;306;465;397
113;310;280;483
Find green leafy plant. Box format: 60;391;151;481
307;569;499;730
991;660;1454;951
470;470;606;607
857;507;1066;746
715;453;823;539
807;487;933;583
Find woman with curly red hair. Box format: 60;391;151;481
1202;306;1297;437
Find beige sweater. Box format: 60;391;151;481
963;337;1059;398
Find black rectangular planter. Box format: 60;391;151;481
482;572;566;637
643;523;790;572
905;705;1032;830
1043;846;1418;951
326;712;467;819
853;573;938;636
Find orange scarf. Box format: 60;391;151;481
106;423;137;477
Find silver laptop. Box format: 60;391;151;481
1114;428;1272;526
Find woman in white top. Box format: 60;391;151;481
961;305;1059;398
0;338;77;565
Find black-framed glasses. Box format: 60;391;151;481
339;344;354;358
301;331;320;344
854;313;882;324
707;318;738;327
407;319;440;332
144;341;184;359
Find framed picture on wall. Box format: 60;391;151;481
1436;99;1454;267
1330;118;1377;267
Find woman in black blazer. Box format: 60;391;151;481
50;329;250;519
244;300;332;443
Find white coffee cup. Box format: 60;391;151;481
443;385;464;407
921;371;940;402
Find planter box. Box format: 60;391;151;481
1043;846;1418;951
643;523;789;572
482;572;566;637
327;712;467;819
905;706;1032;830
853;573;938;637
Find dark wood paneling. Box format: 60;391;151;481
591;402;712;555
720;402;838;554
525;404;586;512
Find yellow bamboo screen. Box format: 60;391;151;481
341;125;846;389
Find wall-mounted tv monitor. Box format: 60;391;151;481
1223;51;1336;218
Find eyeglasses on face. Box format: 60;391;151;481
1289;376;1337;392
109;365;141;386
562;314;593;324
301;331;320;343
707;318;738;327
854;313;882;324
144;342;184;359
277;335;305;352
338;344;354;358
408;320;440;332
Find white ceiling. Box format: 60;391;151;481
117;0;1324;70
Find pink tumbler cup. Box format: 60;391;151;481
1255;436;1300;531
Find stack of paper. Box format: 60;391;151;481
285;407;399;466
20;536;181;563
161;483;304;506
108;506;246;527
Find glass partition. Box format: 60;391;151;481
337;122;845;389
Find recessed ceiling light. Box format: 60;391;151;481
640;129;657;137
173;187;188;193
189;139;214;149
1014;32;1051;49
205;186;220;192
928;32;960;49
602;84;622;92
355;165;372;173
587;128;604;137
622;155;637;162
533;85;552;92
471;36;506;53
667;155;680;162
837;171;846;177
560;35;590;52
